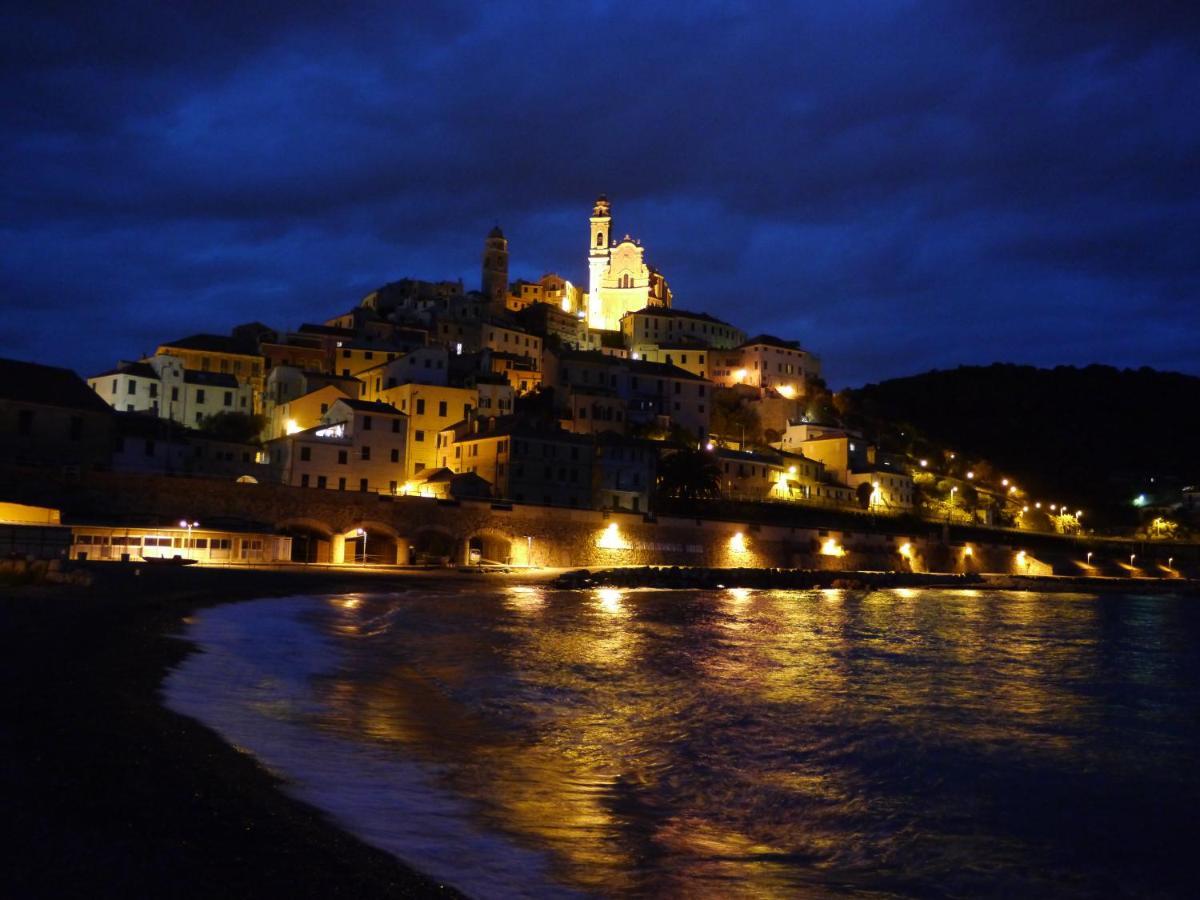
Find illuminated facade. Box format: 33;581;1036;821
585;195;671;331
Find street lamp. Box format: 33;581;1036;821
355;527;366;565
526;535;533;567
1130;553;1136;567
1086;551;1093;565
179;519;198;554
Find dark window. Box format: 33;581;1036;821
338;477;346;491
361;446;370;460
127;380;136;394
392;419;400;432
196;389;206;403
149;383;158;398
438;400;447;417
224;391;233;407
359;478;368;492
416;399;425;415
363;416;372;431
171;387;179;402
317;475;327;488
300;446;311;461
390;449;399;463
337;450;348;464
415;430;425;442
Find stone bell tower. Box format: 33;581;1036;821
481;225;509;306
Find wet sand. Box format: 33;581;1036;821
0;565;488;899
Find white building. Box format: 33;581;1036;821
89;355;254;427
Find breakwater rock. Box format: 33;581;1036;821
551;567;984;591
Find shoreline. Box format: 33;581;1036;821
3;563;1195;898
0;565;487;899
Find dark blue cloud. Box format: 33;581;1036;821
2;1;1198;387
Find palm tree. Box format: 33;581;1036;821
657;449;721;501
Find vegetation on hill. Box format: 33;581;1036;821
838;364;1200;527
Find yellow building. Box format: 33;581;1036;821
585;195;671;331
376;382;478;477
267;384;350;441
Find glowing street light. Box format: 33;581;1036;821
355;527;366;564
919;459;928;468
179;519;199;551
1001;478;1009;487
1086;551;1093;565
966;470;975;480
1130;553;1137;567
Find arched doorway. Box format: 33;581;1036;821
344;521;402;565
278;518;335;563
411;527;457;566
466;530;514;566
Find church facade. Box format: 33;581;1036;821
584;195;671;331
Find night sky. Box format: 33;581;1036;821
3;2;1198;388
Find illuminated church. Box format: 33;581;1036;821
584;195;672;330
502;195;672;332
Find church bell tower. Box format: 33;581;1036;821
587;195;611;327
481;225;509;307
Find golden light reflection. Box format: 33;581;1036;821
504;585;546;614
595;587;625;614
729;531;748;553
306;585;1104;895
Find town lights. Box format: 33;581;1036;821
966;471;975;480
705;441;715;451
355;527;366;564
1008;486;1017;494
729;532;747;553
898;542;913;558
820;538;845;557
963;545;974;557
919;459;928;468
777;384;796;399
734;368;747;382
788;465;797;475
1001;478;1009;486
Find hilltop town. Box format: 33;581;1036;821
1;196;1196;565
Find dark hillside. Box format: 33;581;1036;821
840;364;1200;523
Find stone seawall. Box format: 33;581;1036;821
0;466;1195;577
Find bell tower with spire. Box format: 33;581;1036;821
587;195;612;328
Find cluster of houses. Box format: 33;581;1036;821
1;198;918;517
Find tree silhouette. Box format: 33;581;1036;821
657;449;721;501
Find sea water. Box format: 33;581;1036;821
164;587;1200;898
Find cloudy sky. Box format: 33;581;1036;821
3;1;1197;387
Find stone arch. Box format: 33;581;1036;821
343;519;402;565
276;517;336;563
464;527;518;566
410;525;457;566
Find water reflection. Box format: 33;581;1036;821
212;588;1200;897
